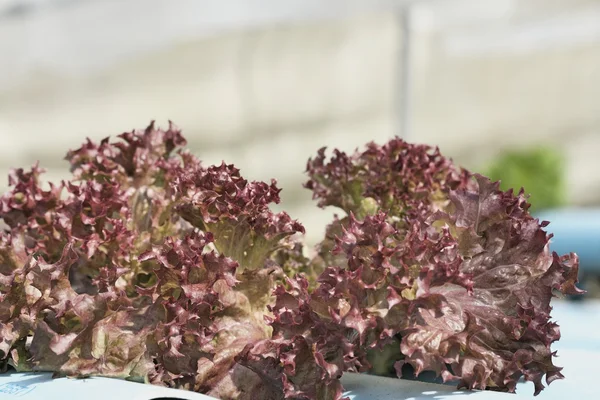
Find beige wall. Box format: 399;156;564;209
409;0;600;204
0;12;402;243
0;0;599;244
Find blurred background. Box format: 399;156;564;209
0;0;599;284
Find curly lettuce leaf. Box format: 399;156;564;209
305;141;582;395
0;123;304;400
0;127;581;399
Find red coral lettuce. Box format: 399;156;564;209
305;141;582;395
0;123;305;400
0;126;582;399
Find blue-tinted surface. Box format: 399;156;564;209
535;208;600;271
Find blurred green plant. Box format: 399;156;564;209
484;147;565;211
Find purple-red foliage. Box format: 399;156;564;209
0;125;581;399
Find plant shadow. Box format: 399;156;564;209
341;365;497;400
341;374;482;400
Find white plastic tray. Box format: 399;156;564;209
0;371;530;400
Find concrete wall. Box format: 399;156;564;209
0;0;599;244
409;0;600;205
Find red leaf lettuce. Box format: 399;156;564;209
0;125;582;399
